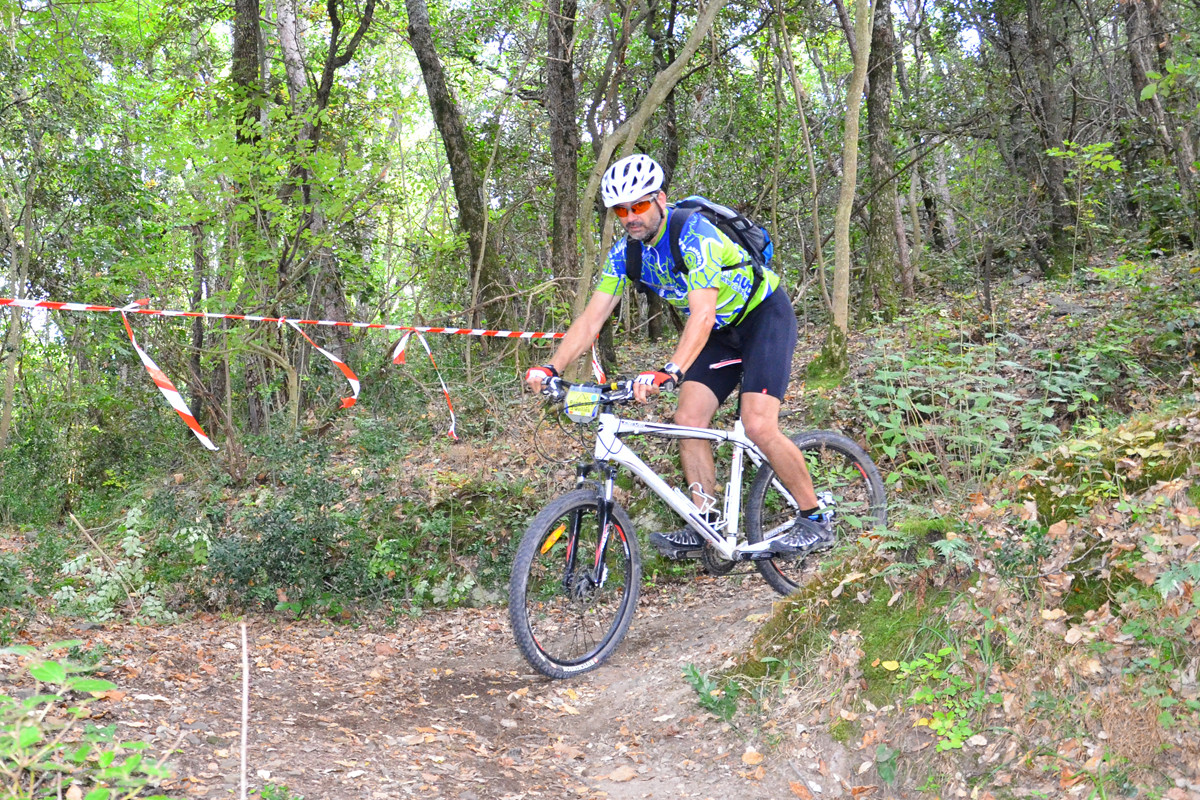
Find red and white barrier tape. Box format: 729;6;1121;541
286;319;360;408
391;332;458;441
590;344;607;384
120;309;218;451
3;295;608;447
0;297;566;339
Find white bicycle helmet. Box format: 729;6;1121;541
600;154;665;207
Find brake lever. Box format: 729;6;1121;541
541;376;566;401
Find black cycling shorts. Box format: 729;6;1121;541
682;288;798;403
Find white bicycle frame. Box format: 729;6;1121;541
586;411;798;561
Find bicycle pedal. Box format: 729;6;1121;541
654;543;704;561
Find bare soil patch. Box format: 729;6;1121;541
5;575;813;799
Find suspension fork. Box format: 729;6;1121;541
562;462;618;590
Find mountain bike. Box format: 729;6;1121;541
508;376;887;679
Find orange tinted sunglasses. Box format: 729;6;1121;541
613;198;655;218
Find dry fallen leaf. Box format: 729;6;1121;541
604;765;638;782
789;780;815;799
552;741;585;760
742;749;764;765
831;571;867;598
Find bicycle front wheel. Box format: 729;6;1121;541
508;488;642;679
745;431;887;596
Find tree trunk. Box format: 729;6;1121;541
903;162;920;296
1125;0;1200;242
645;0;681;345
1026;0;1072;267
862;0;901;322
777;1;830;312
575;0;731;320
231;0;269;433
546;0;580;286
933;145;957;249
830;0;874;340
189;224;208;417
406;0;505;327
0;187;32;454
278;0;374;367
232;0;262;139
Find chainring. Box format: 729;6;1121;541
700;542;737;575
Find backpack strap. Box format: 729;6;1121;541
670;206;763;328
624;206;695;295
625;237;648;295
625;206;763;326
666;206;697;273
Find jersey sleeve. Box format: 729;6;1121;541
594;237;627;296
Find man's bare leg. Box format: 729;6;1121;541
740;392;819;510
674;381;720;509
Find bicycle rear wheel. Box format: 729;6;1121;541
508;488;642;679
745;431;887;596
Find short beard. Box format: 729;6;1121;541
630;207;663;243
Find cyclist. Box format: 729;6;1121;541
524;154;831;559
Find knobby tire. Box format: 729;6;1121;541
508;489;642;679
745;431;887;596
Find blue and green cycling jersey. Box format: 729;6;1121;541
596;207;780;329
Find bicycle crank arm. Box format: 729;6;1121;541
733;540;785;561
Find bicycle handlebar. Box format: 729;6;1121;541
541;377;636;405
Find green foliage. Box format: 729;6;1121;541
260;785;305;800
858;332;1023;497
875;743;899;785
51;506;177;624
206;438;376;614
0;643;169;799
682;663;742;725
367;517;479;609
890;646;1002;752
1045;140;1123;269
874;517;976;579
857;294;1164;505
1015;414;1194;524
1139;55;1199;103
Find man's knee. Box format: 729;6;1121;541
674;403;713;429
674;384;719;428
742;411;782;445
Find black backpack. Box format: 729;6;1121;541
625;196;773;325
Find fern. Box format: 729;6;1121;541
1154;562;1200;598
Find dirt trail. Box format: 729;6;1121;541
8;575;825;800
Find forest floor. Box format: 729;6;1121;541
4;255;1200;800
4;575;828;800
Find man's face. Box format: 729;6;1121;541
613;191;665;242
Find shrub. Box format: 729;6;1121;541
0;643;170;799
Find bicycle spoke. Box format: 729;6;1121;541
510;490;641;678
746;432;887;596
